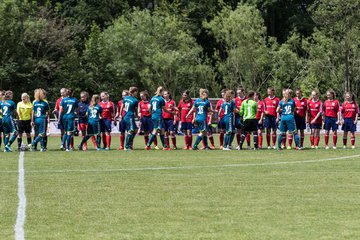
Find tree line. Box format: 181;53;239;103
0;0;359;104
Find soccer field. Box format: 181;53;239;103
2;136;360;239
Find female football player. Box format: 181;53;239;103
163;90;178;149
186;88;213;150
99;92;115;150
323;89;340;149
17;93;33;150
277;89;300;150
78;94;102;150
146;86;174;150
119;87;139;150
1;91;18;152
341;91;358;149
308;90;322;149
255;92;265;149
30;89;50;151
78;91;90;150
178;90;194;149
218;90;238;150
58;89;78;151
115;90;129;150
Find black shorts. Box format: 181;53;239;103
18;120;32;134
242;119;258;132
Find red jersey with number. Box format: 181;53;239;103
99;101;114;120
293;97;308;117
216;99;225;119
256;100;265;120
308;99;322;124
162;99;176;119
117;100;126;118
324;99;340;118
178;99;194;123
139;100;151;117
342;101;358;120
264;96;280;116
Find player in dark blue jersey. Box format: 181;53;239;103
78;95;103;150
186;88;214;150
146;86;175;150
0;91;18;152
78;91;90;150
30;89;50;151
59;89;78;151
120;87;139;151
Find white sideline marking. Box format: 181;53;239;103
14;151;26;240
1;154;359;175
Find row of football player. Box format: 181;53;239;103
0;86;358;152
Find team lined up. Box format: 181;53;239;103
0;86;358;152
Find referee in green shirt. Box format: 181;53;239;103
239;91;258;150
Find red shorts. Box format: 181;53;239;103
78;123;88;131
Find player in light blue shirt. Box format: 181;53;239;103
186;88;214;150
0;91;18;152
218;91;239;150
277;89;300;150
59;89;78;151
120;87;139;150
30;89;50;151
146;86;175;150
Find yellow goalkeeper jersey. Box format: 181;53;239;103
17;101;33;121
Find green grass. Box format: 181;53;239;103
1;135;360;239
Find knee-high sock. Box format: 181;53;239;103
193;135;202;148
171;134;176;147
246;133;251;146
9;133;17;145
240;134;246;149
106;135;111;148
208;135;214;146
278;133;285;149
147;133;156;147
272;132;277;146
236;133;241;145
333;134;337;147
81;135;91;147
120;134;125;148
266;132;271;146
343;137;347;146
160;134;166;147
91;136;97;148
224;134;230;147
294;133;300;148
324;133;329;146
43;136;47;148
258;133;263;148
219;132;224;146
351;133;355;146
253;133;258;149
17;138;22;148
310;135;314;146
102;133;106;148
300;133;305;147
315;136;320;146
288;134;293;147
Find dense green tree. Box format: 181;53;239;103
83;9;217;100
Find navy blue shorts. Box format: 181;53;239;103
342;118;356;133
295;116;306;130
310;123;322;129
140;116;153;132
163;118;175;132
265;115;277;129
218;118;226;129
324;117;338;131
100;119;112;133
181;122;192;131
118;119;126;133
257;119;264;130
